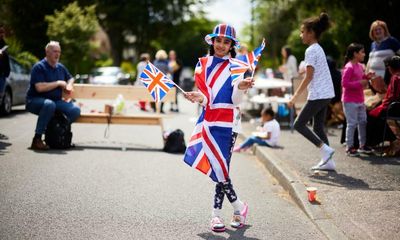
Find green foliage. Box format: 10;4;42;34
83;0;206;65
3;36;23;57
120;61;135;74
120;60;136;84
1;0;72;58
286;29;307;63
95;55;113;67
14;52;39;70
287;29;340;63
3;0;400;73
153;17;217;67
45;2;99;74
253;0;298;68
4;36;38;69
254;0;400;67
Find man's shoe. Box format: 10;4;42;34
210;216;225;232
31;138;49;150
230;203;248;228
358;145;374;154
346;147;360;157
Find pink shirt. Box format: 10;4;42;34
341;62;365;103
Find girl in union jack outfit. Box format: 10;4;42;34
184;23;254;232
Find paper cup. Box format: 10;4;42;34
65;85;72;95
306;187;317;202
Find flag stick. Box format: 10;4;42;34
166;80;187;94
250;69;256;80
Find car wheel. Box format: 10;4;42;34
0;88;12;116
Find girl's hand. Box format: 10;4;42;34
184;91;204;103
287;95;296;108
360;79;369;88
366;71;375;79
238;77;254;90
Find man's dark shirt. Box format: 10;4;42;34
26;58;72;101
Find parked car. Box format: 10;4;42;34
0;57;30;115
89;67;130;85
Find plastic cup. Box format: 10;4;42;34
306;187;317;202
65;85;72;95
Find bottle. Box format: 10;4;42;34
114;94;126;114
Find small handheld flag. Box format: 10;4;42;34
230;38;266;80
140;62;185;102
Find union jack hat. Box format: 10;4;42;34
205;23;240;48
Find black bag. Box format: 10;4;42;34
45;112;73;149
163;129;186;153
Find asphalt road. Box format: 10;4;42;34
258;125;400;240
0;100;325;240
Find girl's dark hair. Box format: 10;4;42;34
282;46;292;61
209;38;237;58
344;43;364;65
302;12;330;39
384;55;400;71
261;107;275;118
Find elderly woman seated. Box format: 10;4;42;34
366;56;400;156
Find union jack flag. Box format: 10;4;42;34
184;109;234;183
230;39;266;81
140;62;174;102
183;56;235;183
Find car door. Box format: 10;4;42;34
8;58;30;105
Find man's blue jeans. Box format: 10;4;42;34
240;136;271;149
26;97;81;135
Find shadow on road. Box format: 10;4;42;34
0;140;12;156
359;155;400;166
72;145;163;153
24;142;167;154
0;109;27;119
309;171;396;191
198;225;259;240
28;147;69;155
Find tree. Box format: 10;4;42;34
45;2;99;74
79;0;205;65
2;0;209;68
4;36;39;69
152;17;216;67
253;0;400;67
0;0;72;58
252;0;298;67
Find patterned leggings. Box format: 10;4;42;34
214;179;238;209
214;132;238;209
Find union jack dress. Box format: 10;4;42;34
183;56;245;183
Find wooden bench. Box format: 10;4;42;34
68;84;176;138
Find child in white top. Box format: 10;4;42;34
288;12;336;171
234;108;280;152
